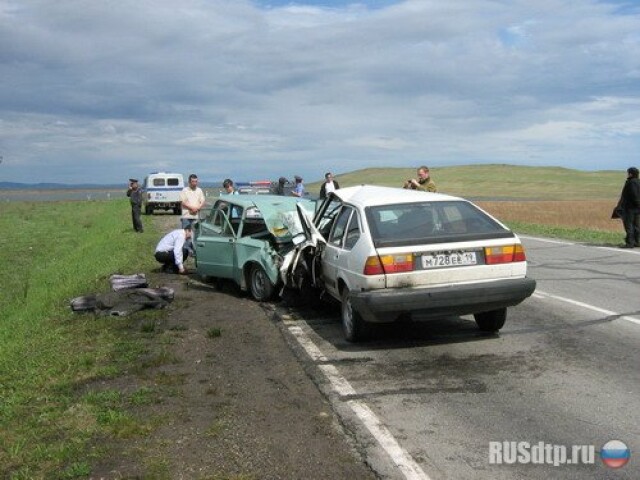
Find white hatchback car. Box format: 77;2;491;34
282;185;536;341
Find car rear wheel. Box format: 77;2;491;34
249;264;275;302
474;308;507;332
145;205;152;215
341;288;366;342
173;207;181;215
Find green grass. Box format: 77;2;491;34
0;199;159;478
307;164;623;200
207;327;222;338
505;221;622;245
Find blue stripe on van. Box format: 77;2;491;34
145;187;183;192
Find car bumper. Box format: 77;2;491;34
349;277;536;323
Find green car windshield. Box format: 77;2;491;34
210;196;316;242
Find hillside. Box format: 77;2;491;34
307;164;623;200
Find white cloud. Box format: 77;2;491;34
0;0;639;183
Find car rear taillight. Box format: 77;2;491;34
363;254;414;275
484;244;526;264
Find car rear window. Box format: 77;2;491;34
366;201;514;247
167;178;181;186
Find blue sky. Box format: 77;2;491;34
1;0;639;183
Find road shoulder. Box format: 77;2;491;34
88;215;376;479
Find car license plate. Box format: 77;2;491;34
422;251;477;269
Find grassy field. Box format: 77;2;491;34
306;164;626;245
0;200;161;479
0;165;629;477
478;200;622;245
307;164;624;200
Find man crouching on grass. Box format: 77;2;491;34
154;225;192;274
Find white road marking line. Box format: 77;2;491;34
288;325;431;480
535;289;640;326
348;399;432;480
318;364;357;396
288;325;328;361
595;245;640;255
521;235;640;255
519;235;575;245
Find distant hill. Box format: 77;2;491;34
2;165;623;199
0;181;222;190
0;182;124;190
307;164;622;200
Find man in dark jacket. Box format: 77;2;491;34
126;178;144;233
617;166;640;248
274;177;289;195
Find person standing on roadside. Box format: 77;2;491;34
154;224;193;274
319;172;340;199
126;178;144;233
275;177;289;195
403;166;437;192
615;166;640;248
221;178;239;195
291;175;305;197
180;174;206;229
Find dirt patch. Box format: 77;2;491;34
87;215;375;479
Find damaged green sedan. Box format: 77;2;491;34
193;195;316;301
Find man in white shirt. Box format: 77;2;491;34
180;174;206;229
319;172;340;199
154;225;193;274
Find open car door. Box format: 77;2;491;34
279;202;326;288
194;208;236;279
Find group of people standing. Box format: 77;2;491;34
128;167;437;275
219;172;341;199
157;173;205;274
126;173;205;274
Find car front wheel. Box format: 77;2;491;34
249;264;275;302
341;288;366;342
474;308;507;332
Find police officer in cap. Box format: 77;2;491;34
126;178;144;233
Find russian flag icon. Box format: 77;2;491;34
601;440;630;469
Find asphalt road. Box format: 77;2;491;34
279;236;640;480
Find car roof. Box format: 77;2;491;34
215;194;316;231
330;185;463;208
216;194;311;210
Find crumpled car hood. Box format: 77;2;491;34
279;203;326;285
248;197;316;241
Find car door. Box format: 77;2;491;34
194;204;237;279
321;206;356;298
